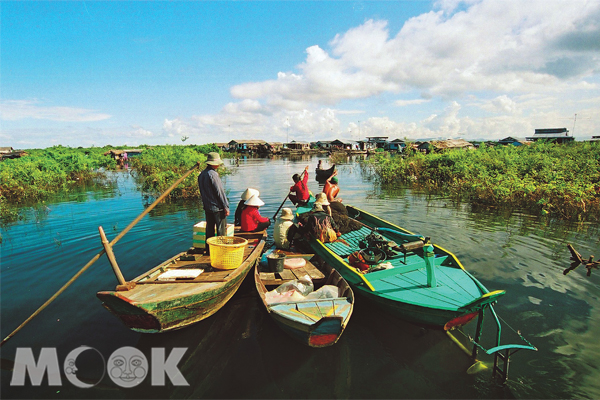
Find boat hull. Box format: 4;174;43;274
305;206;501;330
254;252;354;347
97;231;266;333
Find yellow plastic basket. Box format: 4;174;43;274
206;236;248;270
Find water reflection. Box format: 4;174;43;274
1;156;600;399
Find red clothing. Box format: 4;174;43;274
289;172;309;203
241;206;269;232
323;181;339;202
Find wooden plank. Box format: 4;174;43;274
279;269;295;280
304;262;325;280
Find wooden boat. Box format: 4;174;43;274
297;203;536;381
254;249;354;347
315;164;335;180
97;230;266;333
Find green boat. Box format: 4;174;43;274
297;203;536;381
97;230;266;333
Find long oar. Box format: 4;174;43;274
0;162;201;348
272;169;306;220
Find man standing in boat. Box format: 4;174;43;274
198;152;229;255
289;165;310;206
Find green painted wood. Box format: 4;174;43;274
97;231;267;333
306;206;503;329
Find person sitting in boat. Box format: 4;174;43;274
323;170;342;203
304;202;340;243
314;193;332;216
234;188;259;226
288;166;310;206
241;194;271;232
274;208;294;250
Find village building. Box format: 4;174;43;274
227;140;267;153
385;139;406;151
498;137;531;146
284;140;311;151
526;128;574;144
417;139;475;154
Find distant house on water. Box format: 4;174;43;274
498;137;531;146
417;139;475;154
526;128;574;144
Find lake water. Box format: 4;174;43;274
1;155;599;399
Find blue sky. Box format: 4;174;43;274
1;0;599;149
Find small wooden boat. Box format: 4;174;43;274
315;164;335;180
254;249;354;348
97;230;266;333
297;203;536;381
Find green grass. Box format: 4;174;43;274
131;144;225;200
361;141;600;222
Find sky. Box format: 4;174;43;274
1;0;599;149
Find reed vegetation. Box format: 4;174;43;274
362;142;600;222
0;146;118;222
131;144;223;200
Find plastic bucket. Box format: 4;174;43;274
267;253;286;273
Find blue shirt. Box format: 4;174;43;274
198;167;229;213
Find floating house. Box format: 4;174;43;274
498;137;531;146
526;128;574;144
365;136;389;150
227;140;267;153
0;147;28;160
385;139;406;151
417;139;475;154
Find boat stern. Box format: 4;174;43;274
96;291;162;333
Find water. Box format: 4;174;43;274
1;156;599;399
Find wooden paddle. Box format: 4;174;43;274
272;168;307;220
0;162;201;347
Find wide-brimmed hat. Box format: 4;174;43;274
314;192;330;206
245;194;264;207
206;152;223;166
279;208;294;220
241;188;259;200
312;203;324;212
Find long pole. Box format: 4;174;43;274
0;162;201;347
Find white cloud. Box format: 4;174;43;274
0;99;111;122
394;99;430;107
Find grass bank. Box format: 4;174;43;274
362;142;600;222
131;144;223;200
0;144;224;224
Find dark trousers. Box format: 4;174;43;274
205;209;227;254
253;220;271;232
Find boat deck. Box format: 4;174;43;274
134;230;265;285
324;227;484;310
259;258;326;287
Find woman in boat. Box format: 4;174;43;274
241;194;271;232
234;188;259;226
273;208;294;250
289;166;310;206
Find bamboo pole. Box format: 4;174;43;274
0;162;201;347
98;226;126;286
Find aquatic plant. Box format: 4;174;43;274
362;142;600;222
131;144;226;200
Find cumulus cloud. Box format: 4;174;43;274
230;0;600;108
174;0;600;143
0;99;111;122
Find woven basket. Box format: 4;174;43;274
206;236;248;270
